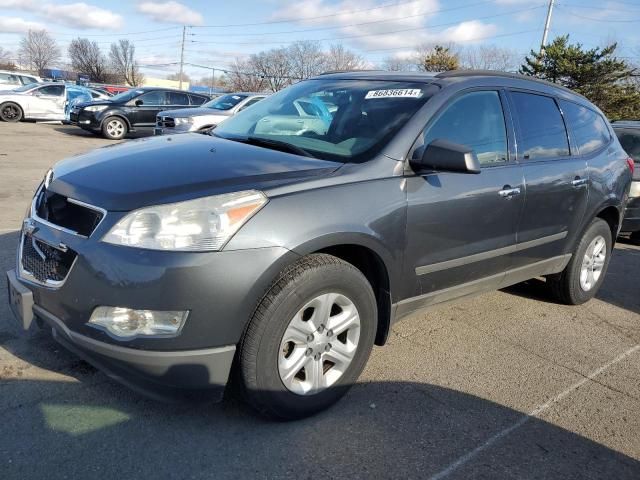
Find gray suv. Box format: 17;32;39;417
7;71;633;419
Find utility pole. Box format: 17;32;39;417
540;0;555;55
179;25;186;90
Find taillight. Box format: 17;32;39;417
627;157;635;175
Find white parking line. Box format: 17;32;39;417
429;344;640;480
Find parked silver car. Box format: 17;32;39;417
0;70;42;89
0;82;109;122
154;92;267;135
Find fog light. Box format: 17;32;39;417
88;307;188;339
80;120;91;124
630;181;640;198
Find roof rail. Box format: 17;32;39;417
435;69;584;97
319;69;384;75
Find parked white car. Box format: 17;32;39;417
0;70;42;89
0;82;109;122
154;92;267;135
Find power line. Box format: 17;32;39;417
189;5;546;46
191;0;498;37
556;5;640;22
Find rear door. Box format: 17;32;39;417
403;89;524;312
507;90;589;269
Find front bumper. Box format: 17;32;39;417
8;209;299;398
622;196;640;233
70;109;101;129
154;123;195;136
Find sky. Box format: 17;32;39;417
1;0;639;81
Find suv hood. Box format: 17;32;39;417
161;107;231;118
48;133;340;211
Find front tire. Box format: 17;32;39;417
0;102;23;122
547;218;612;305
101;116;127;140
236;254;377;420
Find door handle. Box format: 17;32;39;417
499;186;521;198
571;178;588;187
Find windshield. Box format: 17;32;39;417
205;94;248;110
13;83;39;92
109;88;141;103
213;79;433;162
615;128;640;162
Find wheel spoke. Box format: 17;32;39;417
279;348;308;383
326;303;359;335
306;356;324;392
325;341;355;367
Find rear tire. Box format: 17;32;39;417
547;218;612;305
0;102;23;122
101;116;127;140
235;254;377;420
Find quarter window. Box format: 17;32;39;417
511;92;569;160
189;95;207;105
421;91;508;166
560;101;610;155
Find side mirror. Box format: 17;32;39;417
411;139;481;174
135;99;143;106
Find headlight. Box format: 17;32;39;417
85;105;108;112
630;181;640;198
102;190;267;251
174;117;193;125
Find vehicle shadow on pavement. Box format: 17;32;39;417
1;349;639;480
52;125;153;140
502;242;640;315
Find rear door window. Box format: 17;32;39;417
189;95;207;106
510;91;570;160
168;92;189;106
560;101;610;155
421;90;508;166
38;85;65;97
0;73;19;85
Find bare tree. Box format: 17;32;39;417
250;48;293;92
68;38;108;82
109;40;144;86
381;55;417;72
227;59;267;92
324;44;366;71
18;30;60;75
166;72;191;83
460;45;518;72
0;47;16;70
287;41;327;80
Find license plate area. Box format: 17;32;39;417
6;269;34;330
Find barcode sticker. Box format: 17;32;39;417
365;89;422;99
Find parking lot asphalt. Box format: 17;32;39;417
1;122;639;479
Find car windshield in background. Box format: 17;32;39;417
213;79;433;162
205;94;248;110
615;127;640;162
108;89;141;103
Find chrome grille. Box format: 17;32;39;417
33;186;104;238
20;235;77;286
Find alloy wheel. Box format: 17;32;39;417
106;119;124;138
579;235;606;291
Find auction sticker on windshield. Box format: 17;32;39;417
365;89;422;99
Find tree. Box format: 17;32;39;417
418;44;459;72
18;30;60;75
521;35;640;120
249;47;293;92
0;47;16;70
109;39;144;86
227;59;267;92
460;45;517;72
324;44;365;72
382;55;417;72
167;72;191;83
287;41;327;80
68;38;107;82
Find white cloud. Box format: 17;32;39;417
41;3;123;29
137;1;203;25
0;1;122;30
272;0;497;51
0;16;45;33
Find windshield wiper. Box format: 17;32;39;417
236;136;316;158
